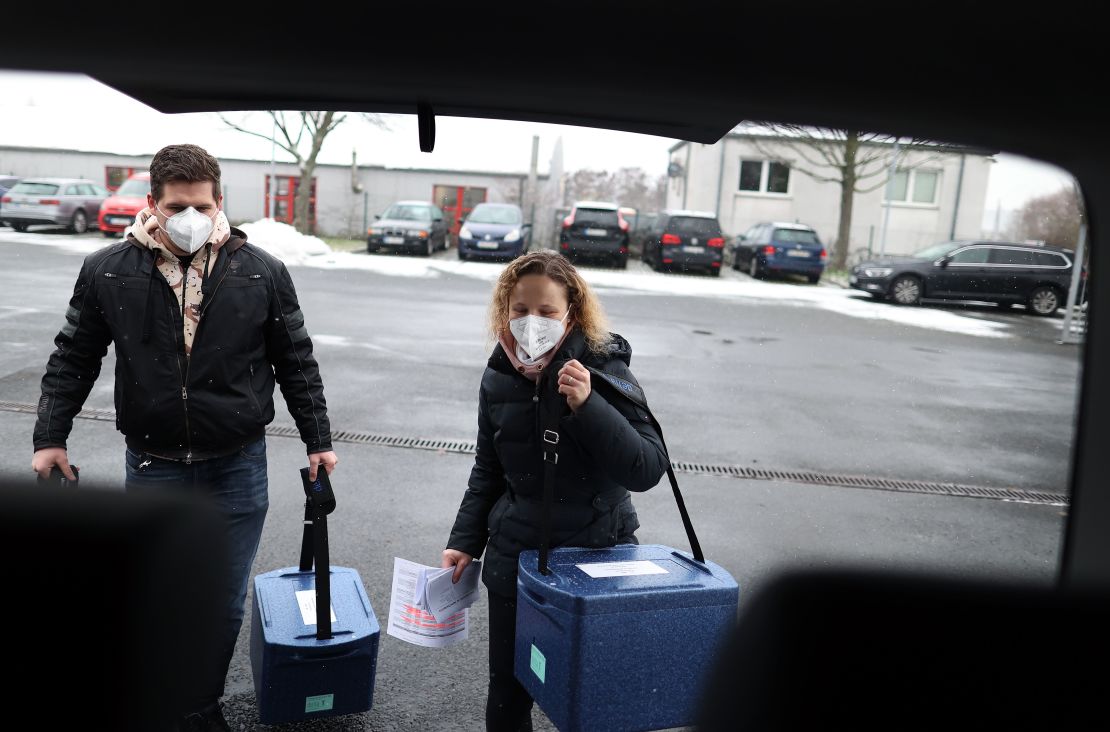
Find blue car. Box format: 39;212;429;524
457;203;531;261
730;221;828;283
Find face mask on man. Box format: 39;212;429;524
509;308;571;359
157;205;215;254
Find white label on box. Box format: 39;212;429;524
295;589;338;626
575;560;669;578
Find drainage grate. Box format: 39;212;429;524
0;400;1068;506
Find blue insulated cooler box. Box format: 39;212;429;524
514;544;739;732
251;566;380;725
250;469;380;726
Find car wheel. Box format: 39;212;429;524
367;243;378;254
422;238;433;257
12;223;28;232
70;210;88;234
457;248;467;261
890;275;922;306
749;256;763;279
807;273;821;284
102;230;117;238
731;252;742;271
710;267;721;278
616;255;628;269
1028;285;1061;316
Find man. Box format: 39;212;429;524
31;144;338;730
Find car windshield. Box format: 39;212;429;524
10;182;59;196
913;242;962;259
669;217;720;236
773;228;820;245
383;204;432;221
468;206;521;225
574;208;619;226
116;178;150;196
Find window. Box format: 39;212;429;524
887;168;940;205
574;208;619;226
739;160;791;194
990;248;1035;266
1034;252;1069;267
772;228;820;245
64;185;78;196
10;182;59;196
950;247;991;264
668;217;721;236
78;184;96;196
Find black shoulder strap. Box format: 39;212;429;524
537;367;706;576
586;366;705;566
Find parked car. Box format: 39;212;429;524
457;202;531;261
97;172;151;237
0;178;109;233
731;222;828;283
558;201;630;268
367;200;449;256
0;176;20;224
850;240;1075;316
641;210;726;276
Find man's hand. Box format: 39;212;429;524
308;451;338;481
442;549;474;584
32;448;77;481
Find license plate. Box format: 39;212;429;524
584;228;608;237
786;249;812;258
109;216;132;225
383;236;405;244
477;241;499;250
684;246;705;254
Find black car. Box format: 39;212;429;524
641;210;726;276
559;201;630;268
367;200;449;256
850;240;1075;316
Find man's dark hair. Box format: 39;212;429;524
149;144;222;202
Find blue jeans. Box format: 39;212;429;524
125;438;269;708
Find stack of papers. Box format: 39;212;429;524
386;557;482;648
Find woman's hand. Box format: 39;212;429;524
558;359;592;412
442;548;474;584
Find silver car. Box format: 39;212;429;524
1;178;109;234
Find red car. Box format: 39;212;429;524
97;172;150;237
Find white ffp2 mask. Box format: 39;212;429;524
509;310;570;360
157;206;215;254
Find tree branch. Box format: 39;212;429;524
218;113;300;161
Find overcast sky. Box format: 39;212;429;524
0;71;1076;230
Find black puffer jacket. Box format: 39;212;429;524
447;328;668;597
33;228;332;460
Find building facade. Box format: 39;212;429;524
667;131;994;258
0;145;555;240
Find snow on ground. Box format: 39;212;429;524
0;222;1029;339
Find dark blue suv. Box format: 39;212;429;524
730;222;828;283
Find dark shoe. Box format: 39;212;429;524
178;701;230;732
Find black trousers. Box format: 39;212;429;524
487;591;535;732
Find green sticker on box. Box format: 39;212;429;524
530;644;546;683
305;694;334;713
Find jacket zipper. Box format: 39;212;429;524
248;363;263;416
176;252;237;459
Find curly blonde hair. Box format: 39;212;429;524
488;250;611;354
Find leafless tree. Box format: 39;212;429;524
749;125;944;269
1009;186;1083;248
219;111;388;234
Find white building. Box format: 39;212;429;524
0;145;558;240
666;129;995;257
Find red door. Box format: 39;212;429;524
265;175;317;230
434;184;487;238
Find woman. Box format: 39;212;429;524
443;250;669;731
